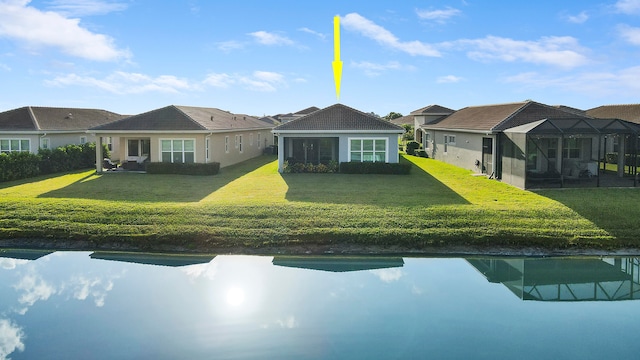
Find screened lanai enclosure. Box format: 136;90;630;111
501;118;640;189
283;137;340;165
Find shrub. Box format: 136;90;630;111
0;152;41;182
146;162;220;175
415;150;428;158
339;161;411;175
406;141;420;155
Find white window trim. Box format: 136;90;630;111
238;134;243;153
257;133;261;149
40;137;50;149
80;136;87;145
159;138;197;163
234;135;238;149
225;136;229;153
348;137;389;163
0;138;31;153
205;137;210;162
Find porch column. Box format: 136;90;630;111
95;135;103;174
277;134;285;172
618;136;626;178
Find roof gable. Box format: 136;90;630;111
92;105;271;132
410;104;455;115
0;107;36;131
273;104;404;132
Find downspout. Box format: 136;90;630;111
39;133;47;150
597;134;602;187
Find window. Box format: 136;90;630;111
80;136;87;145
349;138;387;162
234;135;238;149
257;133;261;149
238;134;243;153
1;139;30;154
563;138;581;159
250;133;253;147
104;137;113;151
424;132;431;143
40;138;50;150
161;139;195;163
444;135;455;153
225;136;229;153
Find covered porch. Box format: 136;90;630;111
281;137;340;165
504;118;640;189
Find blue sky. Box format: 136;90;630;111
1;0;640;117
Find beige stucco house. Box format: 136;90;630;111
90;105;274;173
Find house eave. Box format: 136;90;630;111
421;126;498;135
272;129;404;134
91;127;272;134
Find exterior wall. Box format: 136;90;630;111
101;129;272;168
430;130;490;173
0;132;118;155
276;132;401;172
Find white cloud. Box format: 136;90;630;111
46;71;198;94
13;274;56;313
351;60;414;76
0;319;25;360
449;35;589;68
504;66;640;97
618;24;640;45
204;71;286;92
437;75;464;83
70;276;113;307
341;13;441;57
45;0;128;16
248;31;294;46
216;40;244;53
298;27;326;40
615;0;640;14
0;258;28;270
0;0;130;61
566;11;589;24
276;316;298;329
369;268;403;283
416;7;461;23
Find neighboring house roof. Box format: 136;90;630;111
294;106;320;115
273;103;404;132
586;104;640;124
552;105;586;116
391;114;413;126
424;101;588;133
258;116;281;126
0;106;125;132
91;105;271;132
409;104;455;116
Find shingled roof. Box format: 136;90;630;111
0;106;124;131
409;104;455;116
425;101;588;132
586;104;640;124
273;104;404;132
92;105;272;132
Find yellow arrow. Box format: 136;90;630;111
332;15;343;100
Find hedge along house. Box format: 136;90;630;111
272;104;405;172
417;100;640;189
90;105;274;173
0;106;125;156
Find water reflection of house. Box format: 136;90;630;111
90;252;215;267
0;249;53;260
467;257;640;301
272;256;404;272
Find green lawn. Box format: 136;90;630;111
1;154;639;252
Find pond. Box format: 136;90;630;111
1;251;639;359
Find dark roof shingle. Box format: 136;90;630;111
274;104;404;132
0;106;124;131
92;105;272;131
586;104;640;124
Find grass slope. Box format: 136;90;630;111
1;155;638;252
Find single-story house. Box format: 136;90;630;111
90;105;274;173
0;106;125;156
417;100;639;188
587;104;640;124
275;106;320;124
272;103;405;172
412;104;455;141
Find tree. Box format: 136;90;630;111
383;112;403;121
